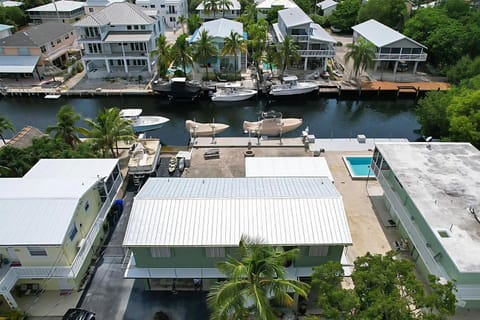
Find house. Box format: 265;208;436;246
0;159;122;309
136;0;188;29
190;18;246;74
317;0;336;16
0;22;76;79
351;19;427;74
74;2;163;79
196;0;241;21
123;177;352;291
273;7;336;71
6;126;45;148
0;24;13;39
27;0;86;24
84;0;125;14
255;0;297;19
371;142;480;309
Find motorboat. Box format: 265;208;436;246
211;83;257;102
152;77;214;100
120;108;170;133
185;120;230;137
243;110;303;136
44;94;61;99
127;138;162;176
269;76;319;96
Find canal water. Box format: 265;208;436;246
0;95;420;146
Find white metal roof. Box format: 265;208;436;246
24;158;118;180
27;0;85;12
245;157;334;183
375;142;480;273
311;23;336;43
123;177;352;247
104;32;152;42
0;55;39;73
317;0;336;10
74;2;155;26
352;19;427;49
256;0;297;10
196;0;240;10
278;7;312;28
191;18;243;41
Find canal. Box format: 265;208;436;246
0;95;420;146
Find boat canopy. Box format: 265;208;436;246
283;76;298;82
120;109;143;117
171;77;187;83
224;83;242;88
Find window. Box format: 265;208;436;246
84;201;90;211
65;34;70;40
150;4;155;8
51;41;55;48
151;247;171;258
309;246;328;257
160;4;165;8
206;247;225;258
127;25;132;30
28;247;47;256
141;25;146;30
134;25;139;30
68;224;78;241
40;45;46;53
89;7;94;12
56;39;61;44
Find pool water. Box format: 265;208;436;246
344;156;374;179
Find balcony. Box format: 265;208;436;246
291;35;309;42
374;53;427;61
82;52;149;59
298;49;335;58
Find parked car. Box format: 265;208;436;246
63;308;96;320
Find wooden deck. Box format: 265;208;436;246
360;81;450;92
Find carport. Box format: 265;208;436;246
0;55;40;79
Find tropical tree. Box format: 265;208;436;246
192;30;218;81
222;31;246;81
357;0;407;30
344;37;375;81
278;35;300;78
81;108;134;157
203;0;220;18
246;20;268;85
329;0;361;31
170;34;194;78
178;15;187;34
45;105;82;149
208;236;310;319
0;114;14;145
187;14;203;35
263;45;279;75
218;0;233;17
150;35;172;79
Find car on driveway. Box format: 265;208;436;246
63;308;96;320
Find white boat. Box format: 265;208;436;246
243;111;303;136
45;94;61;99
211;83;257;102
185;120;230;137
120;108;170;133
269;76;319;96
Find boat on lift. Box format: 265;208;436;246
211;83;257;102
269;76;319;96
120;108;170;133
243;110;303;136
185;120;230;137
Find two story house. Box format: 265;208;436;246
123;177;352;291
136;0;188;29
0;22;76;79
196;0;241;21
352;19;428;74
74;2;163;79
255;0;297;20
84;0;125;14
273;7;336;71
0;159;122;309
27;0;86;24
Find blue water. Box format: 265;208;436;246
346;156;373;177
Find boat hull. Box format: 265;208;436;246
132;116;170;132
211;89;257;102
269;83;319;96
185;120;230;136
243;118;303;136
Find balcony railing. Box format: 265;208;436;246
374;53;427;61
291;35;309;42
82;52;149;59
298;49;335;58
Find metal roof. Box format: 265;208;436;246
0;22;74;47
27;0;85;12
0;55;39;73
123;177;352;247
191;18;243;41
311;23;336;43
74;2;155;27
278;7;312;28
317;0;336;10
104;32;152;42
352;19;427;49
375;142;480;273
24;158;119;179
256;0;298;10
196;0;240;10
245;157;334;182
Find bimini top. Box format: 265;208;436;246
123;177;352;247
120;108;143;118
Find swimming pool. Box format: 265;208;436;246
343;156;375;179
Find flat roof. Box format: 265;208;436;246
123;177;352;247
0;55;39;73
375;142;480;272
24;158;118;179
245;157;334;182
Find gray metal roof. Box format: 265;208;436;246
375;142;480;273
27;0;85;12
0;22;74;47
278;7;312;28
311;23;335;43
191;18;243;41
74;2;155;26
0;55;39;73
123;177;352;247
352;19;426;49
317;0;336;10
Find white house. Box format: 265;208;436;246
196;0;241;21
74;2;163;79
273;7;336;71
255;0;298;19
27;0;86;24
136;0;188;29
317;0;337;16
84;0;125;14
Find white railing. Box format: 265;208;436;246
298;49;336;57
375;53;427;61
291;35;309;42
82;52;149;59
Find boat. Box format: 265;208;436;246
168;156;177;174
178;157;185;172
127;138;162;176
185;120;230;137
152;77;213;100
45;94;61;99
211;83;257;102
243;110;303;136
120;108;170;133
269;76;319;96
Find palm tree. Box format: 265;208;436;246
278;35;300;78
208;236;310;320
187;14;203;35
81;108;134;157
0;114;14;145
263;45;279;75
178;15;188;34
222;31;246;81
45;105;82;149
193;30;218;81
344;37;376;81
170;34;194;78
150;35;172;79
203;0;220;18
218;0;233;17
